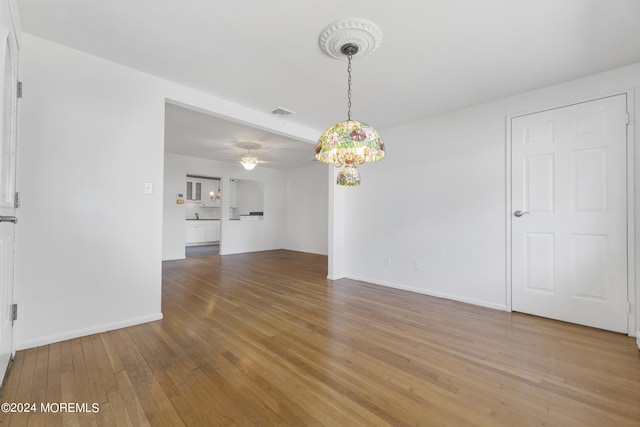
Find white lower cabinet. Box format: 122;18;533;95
204;221;220;242
185;222;203;243
185;220;220;244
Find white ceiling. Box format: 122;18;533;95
164;102;316;170
17;0;640;170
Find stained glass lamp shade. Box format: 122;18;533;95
315;120;385;186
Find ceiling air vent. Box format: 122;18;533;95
270;106;296;116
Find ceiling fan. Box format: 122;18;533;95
239;144;267;170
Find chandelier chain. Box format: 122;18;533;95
347;53;352;121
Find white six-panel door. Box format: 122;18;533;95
511;95;628;333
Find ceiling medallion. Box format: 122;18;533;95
318;18;383;60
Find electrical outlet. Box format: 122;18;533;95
414;260;422;271
384;256;391;268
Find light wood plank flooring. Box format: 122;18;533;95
1;250;639;426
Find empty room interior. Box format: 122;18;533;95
1;1;640;425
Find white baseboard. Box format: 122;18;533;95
14;312;164;351
162;255;186;261
328;271;347;281
281;246;328;256
345;275;508;312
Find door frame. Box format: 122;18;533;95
0;0;20;384
505;89;636;337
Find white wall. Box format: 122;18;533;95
283;162;329;255
327;167;348;279
341;62;640;335
163;153;287;258
236;179;263;215
15;35;166;349
16;35;318;349
344;106;506;309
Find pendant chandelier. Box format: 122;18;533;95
240;146;259;170
315;19;385;186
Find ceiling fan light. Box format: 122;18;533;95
240;154;259;170
239;145;260;170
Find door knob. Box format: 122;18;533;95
513;210;530;217
0;215;18;224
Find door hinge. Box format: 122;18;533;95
16;81;22;99
625;112;630;125
11;304;17;323
14;192;20;209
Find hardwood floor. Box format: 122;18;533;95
1;250;639;426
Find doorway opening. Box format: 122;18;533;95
184;174;222;258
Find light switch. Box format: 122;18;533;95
144;183;153;194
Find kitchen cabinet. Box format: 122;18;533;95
186;179;202;202
185;220;220;244
185;221;203;243
187;177;221;206
205;220;221;241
